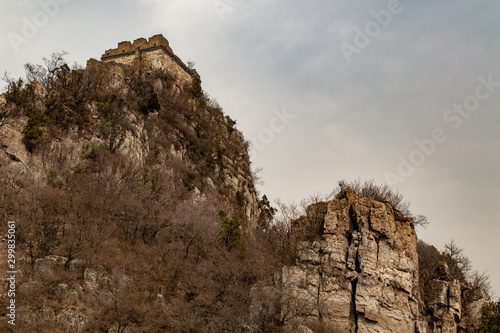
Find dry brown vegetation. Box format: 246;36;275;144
0;157;290;331
0;53;289;332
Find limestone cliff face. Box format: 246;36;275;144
279;189;489;333
0;113;259;224
421;262;490;333
282;189;420;332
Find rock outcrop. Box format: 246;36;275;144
282;189;420;332
273;189;490;333
421;261;491;332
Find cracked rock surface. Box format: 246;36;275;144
283;188;420;332
277;189;490;333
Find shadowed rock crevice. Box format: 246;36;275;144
351;276;359;333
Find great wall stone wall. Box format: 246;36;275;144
101;34;198;84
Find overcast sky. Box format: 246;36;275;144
1;0;499;297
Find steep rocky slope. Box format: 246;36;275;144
264;189;490;333
0;48;259;226
0;38;263;332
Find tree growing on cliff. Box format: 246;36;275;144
442;239;472;282
417;239;493;300
24;51;69;90
3;53;113;152
442;240;492;294
258;194;277;230
218;210;244;251
479;300;500;333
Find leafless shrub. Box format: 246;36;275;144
336;179;429;228
443;239;472;282
24;51;69;90
418;239;493;299
469;270;493;296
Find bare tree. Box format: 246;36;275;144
107;283;151;333
24;51;69;90
469;270;493;296
442;239;492;296
19;184;63;268
443;239;472;282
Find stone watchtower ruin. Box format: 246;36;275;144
101;34;198;84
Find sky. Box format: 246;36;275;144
1;0;499;297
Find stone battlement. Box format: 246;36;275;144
102;34;173;59
101;34;197;79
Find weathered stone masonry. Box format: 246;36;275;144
101;34;199;84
